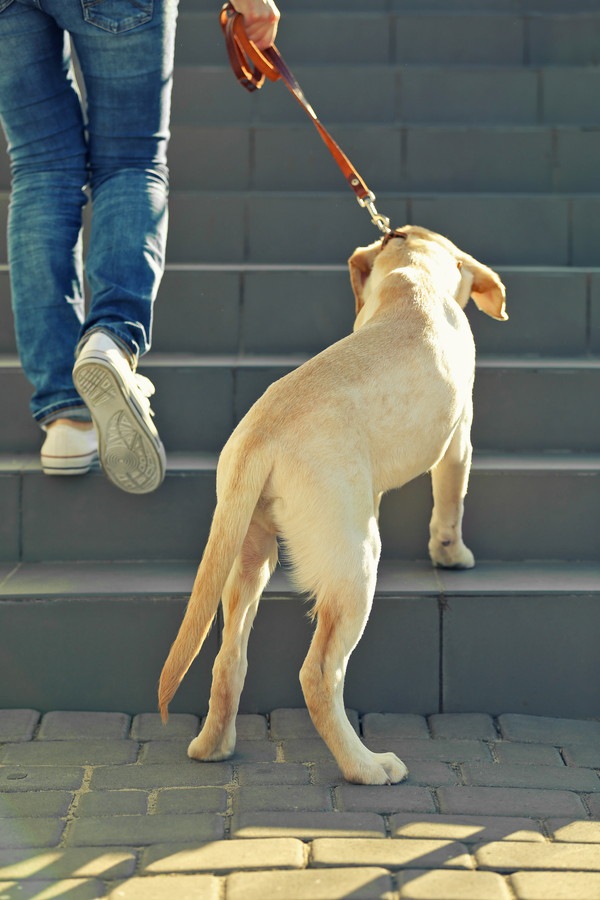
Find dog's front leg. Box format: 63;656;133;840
428;412;475;569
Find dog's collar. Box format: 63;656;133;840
381;229;407;249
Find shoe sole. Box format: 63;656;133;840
73;357;166;494
41;453;98;476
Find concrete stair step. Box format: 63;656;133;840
170;64;600;127
183;0;600;12
0;559;598;715
164;124;600;194
2;265;598;358
1;451;598;563
4;191;600;265
175;10;600;67
2;354;599;454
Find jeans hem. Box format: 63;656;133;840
37;402;92;428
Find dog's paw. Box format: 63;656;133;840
187;733;235;762
345;752;408;785
429;538;475;570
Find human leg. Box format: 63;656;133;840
0;0;89;425
56;1;179;490
63;0;179;361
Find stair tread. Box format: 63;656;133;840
1;559;598;599
1;449;599;475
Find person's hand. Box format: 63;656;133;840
229;0;280;49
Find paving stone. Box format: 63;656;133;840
562;744;600;768
38;712;130;741
231;811;386;839
0;879;105;900
587;794;600;817
364;738;494;764
547;819;600;843
361;714;430;739
0;817;64;849
337;784;436;815
437;787;587;818
461;762;600;792
476;840;600;872
280;739;337;763
311;837;473;870
498;715;600;745
154;787;227;814
0;790;72;818
107;874;220;899
141;838;306;873
510;871;600;900
226;867;394;900
397;868;512;900
75;791;149;817
0;740;138;766
311;761;358;785
130;713;200;742
138;741;193;764
139;739;276;764
226;741;278;763
0;710;39;742
492;743;564;766
404;761;461;788
0;767;84;792
68;814;225;847
237;762;311;785
269;708;359;739
0;847;136;880
391;814;545;843
428;714;498;741
236;784;332;813
89;763;232;790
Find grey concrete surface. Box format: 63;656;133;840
0;710;599;898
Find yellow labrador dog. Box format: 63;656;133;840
159;225;507;785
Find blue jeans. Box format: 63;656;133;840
0;0;178;424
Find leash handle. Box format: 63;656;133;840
219;2;391;234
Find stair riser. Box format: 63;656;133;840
2;361;598;454
174;11;600;68
6;125;600;196
1;590;597;717
2;466;598;563
2;268;597;357
170;66;600;127
6;193;600;266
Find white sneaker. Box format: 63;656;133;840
72;332;166;494
41;421;99;476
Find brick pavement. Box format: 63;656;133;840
0;709;599;899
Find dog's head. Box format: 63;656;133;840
348;225;507;329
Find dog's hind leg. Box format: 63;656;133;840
188;520;278;762
428;410;475;569
298;522;408;785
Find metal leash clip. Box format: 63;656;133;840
357;192;391;235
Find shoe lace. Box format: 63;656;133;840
133;373;157;416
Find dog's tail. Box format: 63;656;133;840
158;438;271;721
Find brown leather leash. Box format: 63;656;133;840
219;2;392;236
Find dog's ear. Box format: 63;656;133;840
348;244;380;316
460;254;508;321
